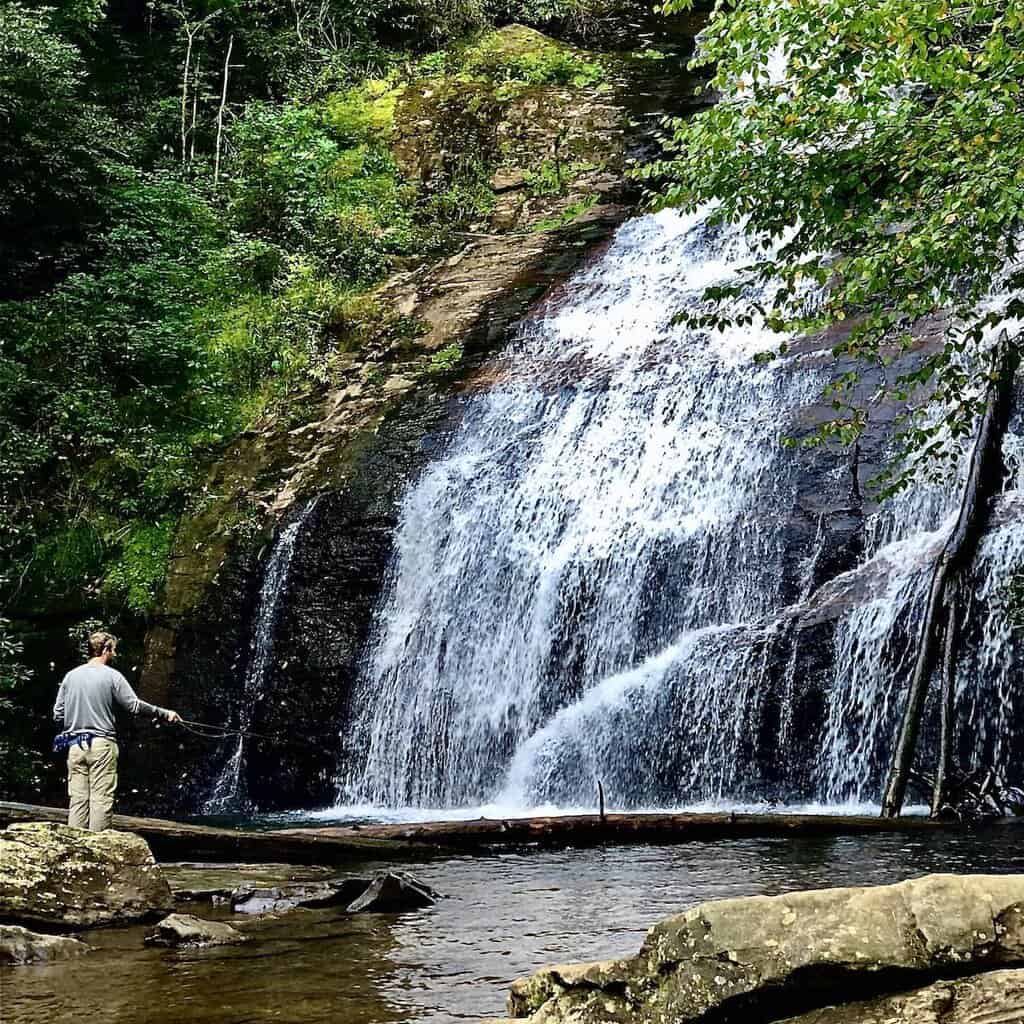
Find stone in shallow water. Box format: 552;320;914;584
508;874;1024;1022
346;872;439;913
0;924;92;964
0;822;173;929
231;879;371;914
145;913;244;948
781;968;1024;1023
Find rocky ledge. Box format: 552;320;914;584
503;874;1024;1023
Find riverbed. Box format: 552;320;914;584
5;827;1024;1024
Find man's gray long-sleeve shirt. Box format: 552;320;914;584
53;663;170;740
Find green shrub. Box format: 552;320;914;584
101;518;176;613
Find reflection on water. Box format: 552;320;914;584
5;829;1024;1024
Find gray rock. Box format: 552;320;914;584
172;885;233;902
347;871;438;913
0;924;92;964
508;874;1024;1022
0;822;174;930
783;968;1024;1023
144;913;244;948
230;879;371;914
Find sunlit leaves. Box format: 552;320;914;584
650;0;1024;493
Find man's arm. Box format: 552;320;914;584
111;673;180;723
53;678;67;727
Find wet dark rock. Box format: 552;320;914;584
308;878;374;907
0;823;173;930
0;924;92;964
782;969;1024;1023
144;913;243;948
172;885;234;903
231;878;372;914
346;872;439;913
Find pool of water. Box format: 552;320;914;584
5;827;1024;1024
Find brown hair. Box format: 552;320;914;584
87;631;118;659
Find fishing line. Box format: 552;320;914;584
177;718;279;742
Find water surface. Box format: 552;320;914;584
5;829;1023;1024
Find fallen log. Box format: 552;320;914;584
2;802;971;864
0;802;436;865
280;809;956;853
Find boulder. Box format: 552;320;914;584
346;872;439;913
144;913;243;948
0;924;92;964
508;874;1024;1022
783;968;1024;1023
0;822;173;930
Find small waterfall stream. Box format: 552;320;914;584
334;207;1024;813
205;501;316;811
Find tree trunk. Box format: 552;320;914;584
214;35;233;186
180;30;194;164
930;595;960;817
881;339;1016;818
188;50;201;164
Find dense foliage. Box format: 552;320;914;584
0;0;612;789
0;0;605;611
649;0;1024;491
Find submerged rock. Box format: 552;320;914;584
347;872;439;913
0;822;173;930
144;913;243;948
508;874;1024;1022
783;968;1024;1023
0;924;92;964
231;878;371;914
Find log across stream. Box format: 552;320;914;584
0;801;959;863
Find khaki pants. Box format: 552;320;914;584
67;738;118;831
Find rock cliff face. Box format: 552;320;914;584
135;15;713;814
132;14;1023;816
505;874;1024;1024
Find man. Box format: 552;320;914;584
53;631;181;831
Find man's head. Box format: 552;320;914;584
87;631;118;663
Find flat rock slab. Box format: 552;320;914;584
508;874;1024;1022
0;822;173;930
783;968;1024;1023
231;879;371;914
0;924;92;964
145;913;244;948
164;862;337;901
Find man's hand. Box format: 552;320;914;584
165;710;182;724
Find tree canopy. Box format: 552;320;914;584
647;0;1024;491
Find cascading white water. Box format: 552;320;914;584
205;503;314;812
341;207;823;808
337;206;1024;813
819;455;1024;803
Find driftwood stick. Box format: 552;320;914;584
931;595;960;817
597;779;606;821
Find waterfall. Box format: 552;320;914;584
336;206;1024;813
205;501;315;812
